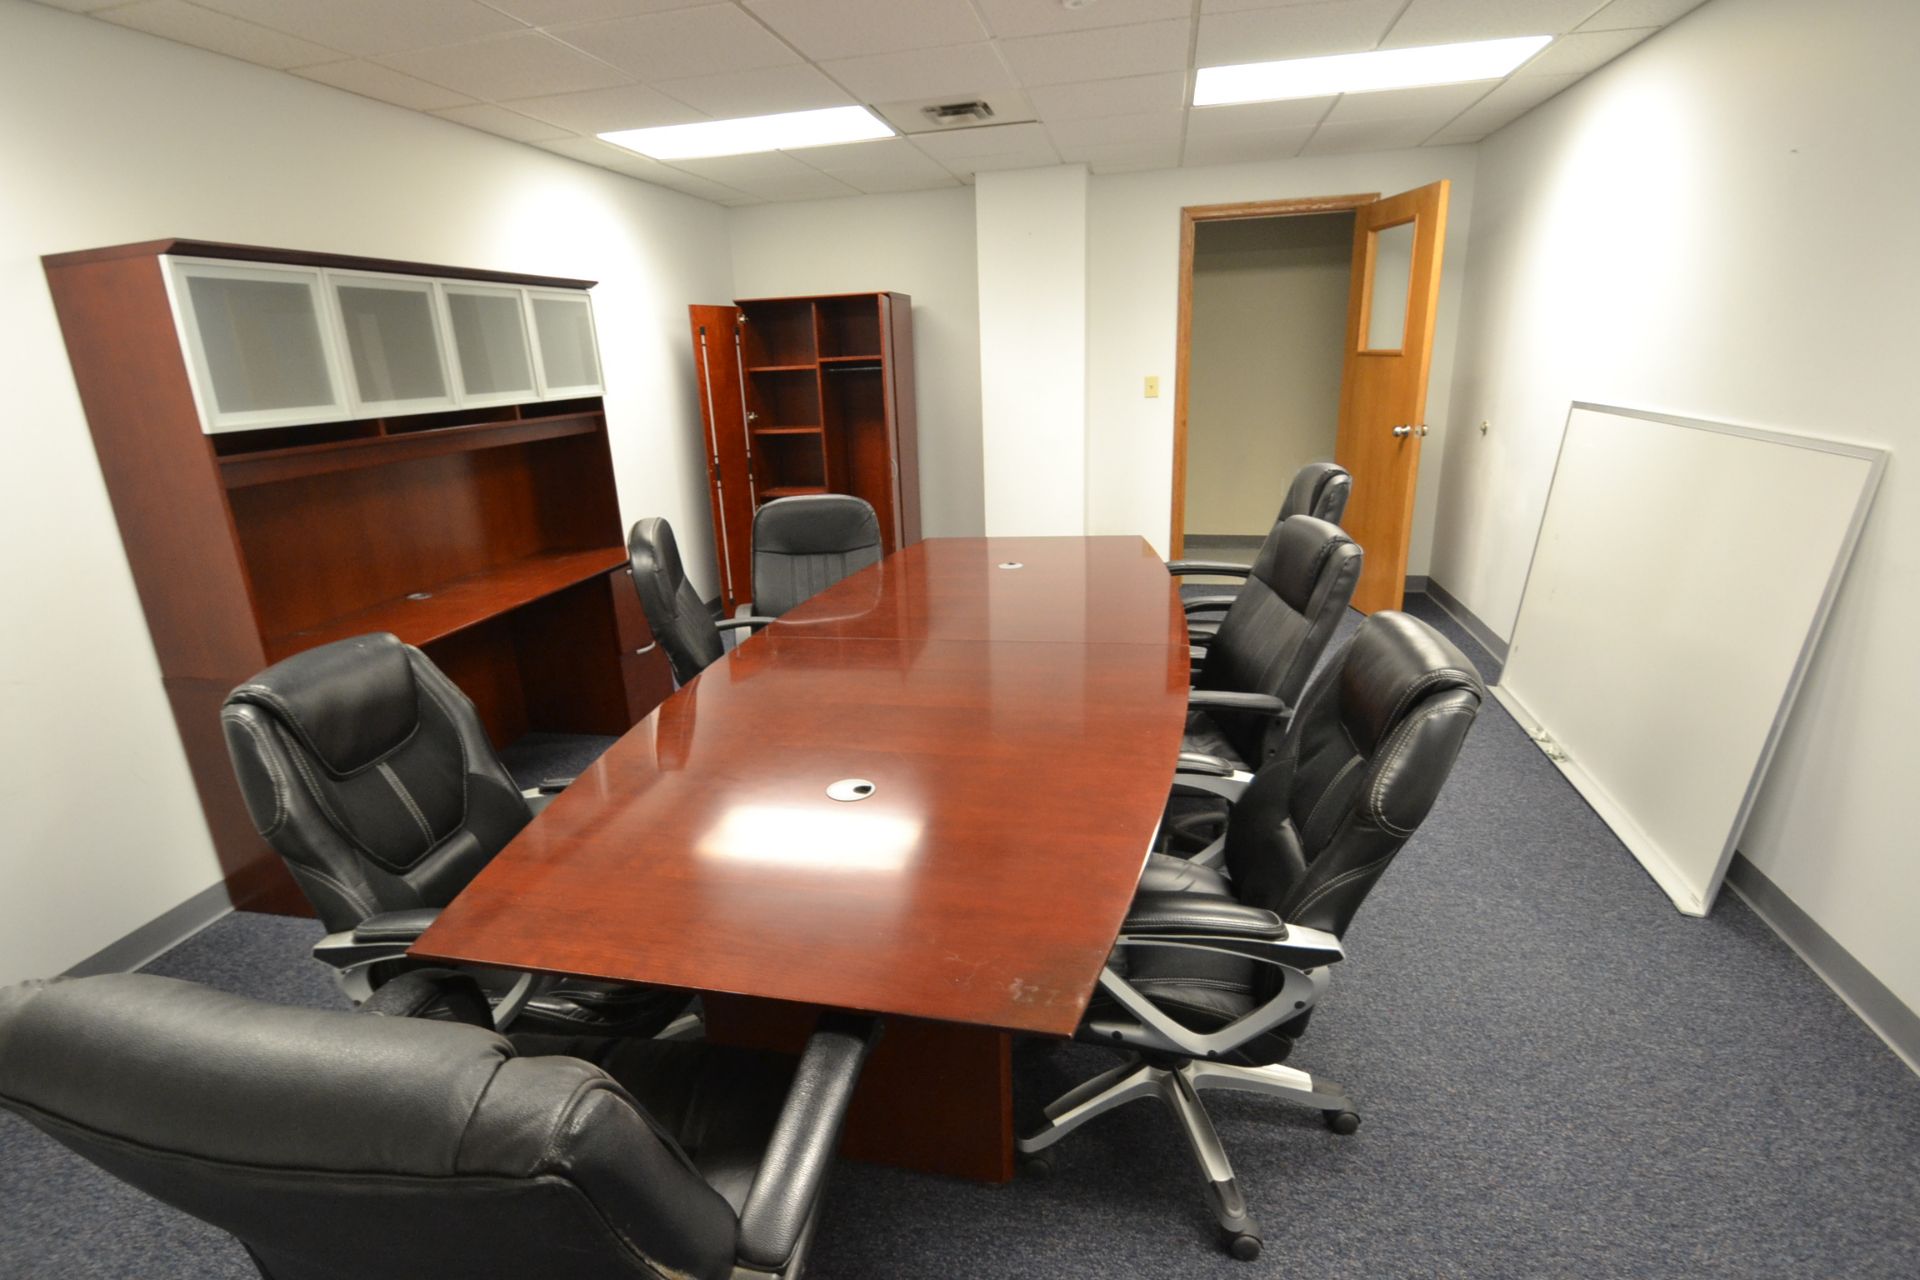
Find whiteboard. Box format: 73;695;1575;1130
1496;404;1886;916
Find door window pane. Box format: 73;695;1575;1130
1364;221;1415;351
531;294;600;392
447;289;534;398
186;274;334;415
336;283;446;404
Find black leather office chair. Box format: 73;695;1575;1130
629;516;773;685
0;971;875;1280
1173;461;1352;623
745;494;883;617
221;632;683;1037
1182;514;1362;772
1020;612;1484;1260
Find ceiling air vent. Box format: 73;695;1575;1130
921;100;996;128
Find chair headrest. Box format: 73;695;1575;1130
0;974;515;1177
1253;515;1356;614
1340;611;1485;750
225;633;419;777
628;516;688;594
753;495;880;556
1281;462;1351;524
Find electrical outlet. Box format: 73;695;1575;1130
1144;376;1160;398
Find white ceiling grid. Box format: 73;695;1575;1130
41;0;1706;204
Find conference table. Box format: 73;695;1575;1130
413;535;1189;1181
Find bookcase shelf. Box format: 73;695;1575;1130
44;239;676;915
689;292;920;614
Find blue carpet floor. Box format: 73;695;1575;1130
3;597;1916;1277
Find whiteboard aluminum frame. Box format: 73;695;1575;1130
1494;402;1888;917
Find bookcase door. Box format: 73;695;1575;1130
527;289;604;398
167;259;350;433
329;271;457;417
445;283;538;407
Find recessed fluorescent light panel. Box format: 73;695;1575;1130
1194;35;1552;107
601;105;893;160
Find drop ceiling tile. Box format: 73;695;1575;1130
1300;116;1436;154
999;19;1192;87
380;32;630;99
506;82;706;133
433;102;574;142
838;168;964;193
622;159;759;203
537;135;658;167
741;0;986;61
1048;110;1186;148
793;138;960;190
976;0;1192;39
666;151;865;200
909;120;1057;161
1322;80;1493;124
1382;0;1600;47
293;59;476;111
189;0;521;58
819;43;1017;103
1058;140;1181;173
1027;72;1188;121
1424;72;1577;143
483;0;714;25
36;0;142;11
1196;0;1405;66
1182;126;1317;167
939;151;1064;179
99;1;341;69
1199;0;1345;10
1185;95;1335;136
1517;27;1655;76
653;63;854;117
1578;0;1706;30
552;7;802;80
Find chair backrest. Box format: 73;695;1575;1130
0;974;740;1280
1278;461;1352;526
1224;611;1484;936
750;494;883;616
1196;514;1363;762
221;633;530;933
628;516;724;684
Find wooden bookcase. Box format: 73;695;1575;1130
688;292;920;614
44;239;674;915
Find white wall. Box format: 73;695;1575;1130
976;165;1090;536
1185;214;1351;538
1430;0;1920;1011
728;187;984;537
1085;148;1477;562
0;0;732;984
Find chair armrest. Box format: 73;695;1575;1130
1187;622;1220;647
1167;560;1252;578
350;909;441;946
356;968;495;1028
1187;689;1291;722
1123;892;1286;943
735;1014;882;1272
1182;594;1238;614
716;616;776;633
1175;750;1238;777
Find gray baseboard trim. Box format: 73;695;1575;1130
1422;578;1510;665
1404;574;1429;593
1725;854;1920;1075
62;881;233;978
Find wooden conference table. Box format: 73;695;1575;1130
413;536;1189;1181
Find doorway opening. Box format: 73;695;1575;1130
1178;209;1356;570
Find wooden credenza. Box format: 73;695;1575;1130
45;240;674;914
688;292;920;615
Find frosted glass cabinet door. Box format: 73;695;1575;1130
527;289;603;398
445;285;537;406
167;260;348;432
330;272;455;416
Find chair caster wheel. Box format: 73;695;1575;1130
1324;1109;1361;1135
1018;1148;1055;1179
1226;1232;1263;1261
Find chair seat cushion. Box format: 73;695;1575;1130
1137;852;1229;896
1180;709;1247;768
517;982;690;1039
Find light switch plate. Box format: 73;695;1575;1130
1144;375;1160;398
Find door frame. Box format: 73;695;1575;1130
1169;193;1379;559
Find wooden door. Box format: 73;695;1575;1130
1334;181;1450;614
689;304;753;613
